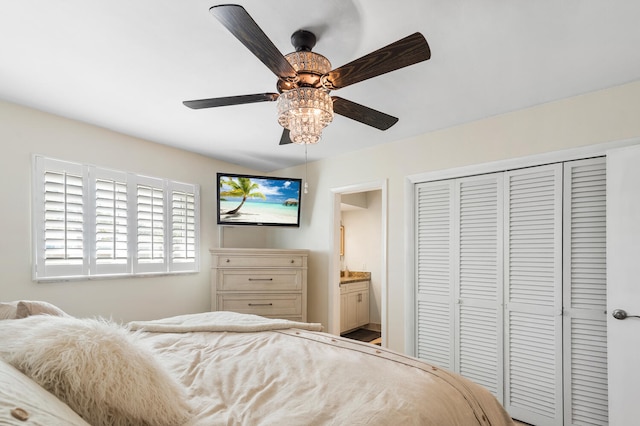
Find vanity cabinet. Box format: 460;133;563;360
340;280;369;333
210;248;308;322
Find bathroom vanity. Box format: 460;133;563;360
340;271;370;333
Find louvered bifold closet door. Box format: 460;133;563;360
415;181;455;369
504;164;563;426
455;175;504;400
563;158;608;426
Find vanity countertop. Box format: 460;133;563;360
340;271;371;284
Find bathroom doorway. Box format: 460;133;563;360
329;181;387;346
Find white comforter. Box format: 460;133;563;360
133;312;514;426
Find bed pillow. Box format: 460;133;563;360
0;316;191;426
0;301;18;319
16;300;70;318
0;358;90;425
0;300;70;320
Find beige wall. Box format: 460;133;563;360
341;190;383;325
2;80;640;351
271;80;640;352
0;100;262;322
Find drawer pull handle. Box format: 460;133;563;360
248;278;273;281
248;303;273;306
290;259;295;263
225;259;230;263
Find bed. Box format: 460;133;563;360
0;301;515;426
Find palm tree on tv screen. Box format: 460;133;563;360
220;177;266;215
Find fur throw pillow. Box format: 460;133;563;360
0;316;191;426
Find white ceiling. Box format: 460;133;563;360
2;1;639;172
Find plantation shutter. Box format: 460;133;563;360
169;181;199;272
134;176;166;274
34;157;88;279
503;164;563;426
91;168;130;275
33;156;200;280
562;158;608;426
415;180;455;369
455;174;504;400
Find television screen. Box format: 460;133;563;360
217;173;302;227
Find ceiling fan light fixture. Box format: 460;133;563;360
277;87;333;144
284;51;331;75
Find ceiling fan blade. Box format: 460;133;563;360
279;128;292;145
332;97;398;130
325;32;430;90
183;93;278;109
210;4;297;80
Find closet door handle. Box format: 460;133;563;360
612;309;640;320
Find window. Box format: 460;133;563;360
33;156;200;280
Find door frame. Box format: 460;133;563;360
329;180;388;345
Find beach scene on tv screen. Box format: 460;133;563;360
219;176;300;224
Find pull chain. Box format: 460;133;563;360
304;144;309;194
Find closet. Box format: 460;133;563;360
414;157;607;426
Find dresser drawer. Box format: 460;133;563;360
215;255;304;268
217;269;302;291
217;294;302;317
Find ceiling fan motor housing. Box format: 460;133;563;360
279;51;331;90
278;30;331;93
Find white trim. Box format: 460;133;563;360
329;191;342;335
407;138;640;185
404;137;640;356
329;180;388;346
403;177;416;355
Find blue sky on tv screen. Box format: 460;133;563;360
220;176;300;203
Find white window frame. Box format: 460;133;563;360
32;155;200;281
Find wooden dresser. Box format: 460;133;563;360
210;248;308;322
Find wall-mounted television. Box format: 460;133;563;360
217;173;302;227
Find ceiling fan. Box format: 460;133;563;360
183;4;431;145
